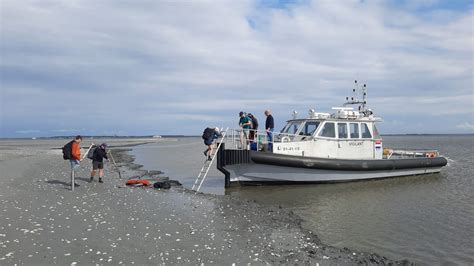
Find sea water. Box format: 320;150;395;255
130;135;474;265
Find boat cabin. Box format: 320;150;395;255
273;108;383;159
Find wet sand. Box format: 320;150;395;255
0;138;408;265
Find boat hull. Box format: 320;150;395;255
217;148;448;186
226;163;443;184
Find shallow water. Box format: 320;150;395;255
130;135;474;265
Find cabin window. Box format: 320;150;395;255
282;121;302;135
350;123;360;138
361;123;372;139
319;122;336;138
337;123;348;139
301;121;320;136
373;124;381;139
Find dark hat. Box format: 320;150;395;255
100;143;107;149
239;111;244;116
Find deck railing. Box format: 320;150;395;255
224;128;306;151
220;129;441;159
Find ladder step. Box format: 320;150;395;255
193;127;229;192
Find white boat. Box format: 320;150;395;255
216;82;448;187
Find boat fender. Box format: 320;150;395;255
383;148;393;156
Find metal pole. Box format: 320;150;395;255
71;169;75;191
256;131;259;151
109;151;122;179
82;143;95;160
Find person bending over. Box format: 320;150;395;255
239;111;252;148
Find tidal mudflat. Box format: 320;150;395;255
131;136;474;265
0;139;406;264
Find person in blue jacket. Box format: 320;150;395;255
202;127;220;160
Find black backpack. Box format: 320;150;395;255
153;181;171;189
202;128;214;140
62;141;74;160
86;145;98;160
249;115;259;129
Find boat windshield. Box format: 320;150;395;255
300;121;321;136
373;124;381;139
361;123;372;139
281;121;303;135
319;122;336;138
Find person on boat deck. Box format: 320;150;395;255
239;111;252;148
247;113;259;143
90;143;108;183
202;127;220;161
265;110;274;152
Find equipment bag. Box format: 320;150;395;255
153;181;171;189
126;179;151;186
62;141;74;160
86;145;98;160
202;128;214;140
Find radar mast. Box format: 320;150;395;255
344;80;369;115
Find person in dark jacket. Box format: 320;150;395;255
265;110;274;151
247;113;259;143
90;143;108;183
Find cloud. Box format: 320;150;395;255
52;129;81;133
371;94;474;116
1;0;473;136
15;130;41;134
456;122;474;130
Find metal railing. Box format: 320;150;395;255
224;128;308;151
384;149;439;159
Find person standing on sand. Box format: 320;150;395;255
90;143;108;183
70;135;82;187
265;110;274;152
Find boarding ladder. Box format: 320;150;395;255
192;127;229;192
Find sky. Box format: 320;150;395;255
0;0;473;138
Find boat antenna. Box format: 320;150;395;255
355;80;359;103
362;83;367;112
344;80;368;113
345;80;358;106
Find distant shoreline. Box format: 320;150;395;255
0;135;195;140
1;133;473;140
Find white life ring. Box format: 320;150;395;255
281;136;291;143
